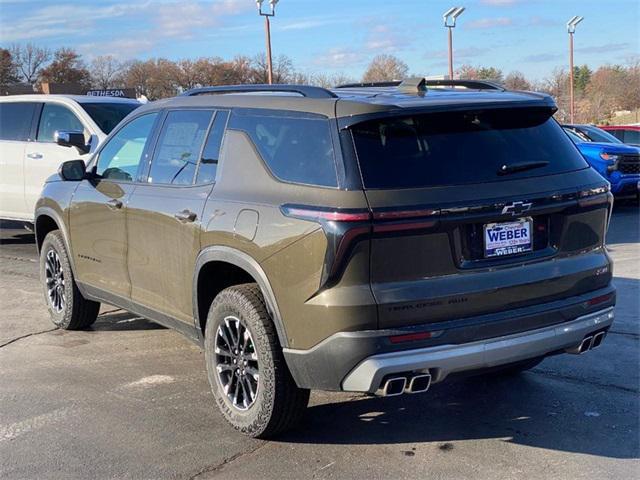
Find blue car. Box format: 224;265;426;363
563;126;640;198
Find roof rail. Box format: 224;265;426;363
335;81;402;89
336;78;505;92
423;79;505;91
181;84;337;99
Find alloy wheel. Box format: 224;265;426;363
45;249;65;313
215;316;259;410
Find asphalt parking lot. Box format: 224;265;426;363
0;204;638;480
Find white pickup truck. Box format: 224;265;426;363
0;94;140;223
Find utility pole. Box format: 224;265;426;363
567;16;584;123
443;7;465;80
256;0;279;84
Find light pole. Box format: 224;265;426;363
443;7;465;80
256;0;279;84
567;15;584;123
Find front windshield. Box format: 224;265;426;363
80;102;140;134
582;126;623;144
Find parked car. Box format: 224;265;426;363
598;125;640;146
0;94;140;223
35;80;615;438
564;123;627;144
563;127;640;198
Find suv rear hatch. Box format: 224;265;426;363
348;106;613;330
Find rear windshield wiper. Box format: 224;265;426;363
498;161;549;176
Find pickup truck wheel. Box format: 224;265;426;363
204;283;309;438
40;230;100;330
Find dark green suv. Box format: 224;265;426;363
35;79;616;438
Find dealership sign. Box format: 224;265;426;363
86;88;136;98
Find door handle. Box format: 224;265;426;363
27;152;43;159
106;199;123;210
174;209;197;223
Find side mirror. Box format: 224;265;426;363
59;159;88;181
55;130;90;154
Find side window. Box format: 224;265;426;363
624;130;640;144
96;113;158;182
229;110;338;187
196;110;229;184
0;102;37;141
611;130;625;142
37;104;85;142
148;110;213;185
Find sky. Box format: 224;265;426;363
0;0;638;82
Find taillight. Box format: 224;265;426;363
578;184;611;208
281;206;371;222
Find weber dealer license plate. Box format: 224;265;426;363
484;218;532;258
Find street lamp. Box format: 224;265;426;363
567;15;584;123
443;6;465;80
256;0;279;84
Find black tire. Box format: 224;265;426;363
488;357;544;377
40;230;100;330
204;283;309;438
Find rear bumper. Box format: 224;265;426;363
342;307;614;393
283;286;615;391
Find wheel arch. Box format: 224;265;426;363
193;246;289;348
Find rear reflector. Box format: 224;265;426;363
389;331;432;344
586;293;613;307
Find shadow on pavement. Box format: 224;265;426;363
280;372;639;459
608;203;639;245
91;311;167;331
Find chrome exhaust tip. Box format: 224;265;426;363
578;336;593;354
382;377;407;397
406;373;431;394
591;331;606;349
566;335;594;355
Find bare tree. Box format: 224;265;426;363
39;48;91;87
90;55;124;89
10;43;51;84
250;54;294;84
362;54;408;82
504;71;531;91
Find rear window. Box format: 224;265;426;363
0;102;37;141
80;102;139;134
229;110;337;187
351;108;589;189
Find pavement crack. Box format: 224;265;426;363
188;441;269;479
0;328;58;349
0;254;37;263
532;368;639;394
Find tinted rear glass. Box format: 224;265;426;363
351;108;588;189
0;102;37;141
623;130;640;144
80;102;139;134
229;110;337;187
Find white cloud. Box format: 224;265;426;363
467;17;513;29
314;48;364;68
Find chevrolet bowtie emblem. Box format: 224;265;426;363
502;201;532;216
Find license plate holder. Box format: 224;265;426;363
484;218;533;258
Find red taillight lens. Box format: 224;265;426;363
281;206;371;222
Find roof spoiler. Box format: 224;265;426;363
181;84;337;99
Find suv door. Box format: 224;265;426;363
25;102;93;216
126;109;227;329
0;102;39;220
69;112;159;299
